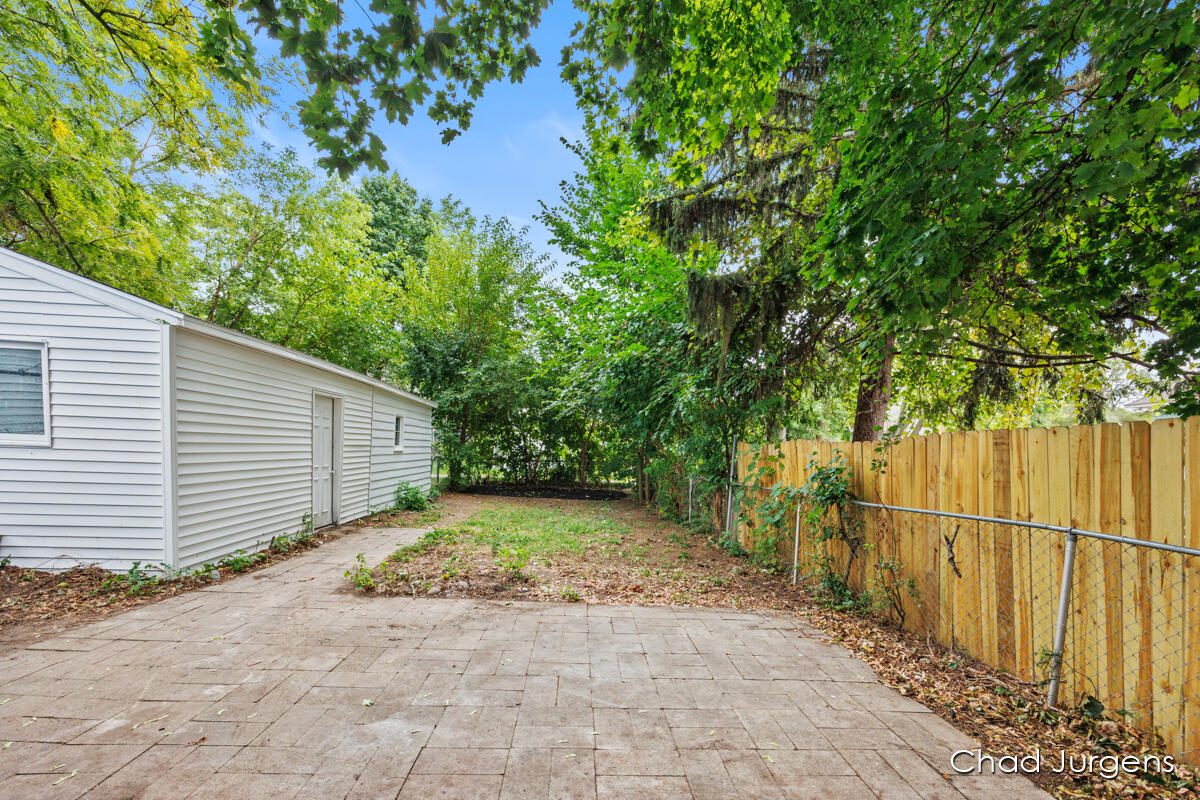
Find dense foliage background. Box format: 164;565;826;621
2;0;1196;523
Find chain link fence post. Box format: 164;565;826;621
792;500;802;585
1046;529;1079;709
724;435;739;540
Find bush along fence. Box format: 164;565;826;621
732;418;1200;765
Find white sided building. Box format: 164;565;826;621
0;247;434;572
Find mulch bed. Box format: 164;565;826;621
353;493;1196;799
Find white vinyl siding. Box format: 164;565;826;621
369;389;433;511
0;261;167;570
173;328;376;570
0;247;434;574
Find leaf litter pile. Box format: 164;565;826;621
350;493;1196;800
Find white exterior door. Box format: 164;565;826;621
312;395;335;527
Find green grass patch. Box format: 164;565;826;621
356;506;631;593
459;507;626;556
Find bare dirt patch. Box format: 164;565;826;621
349;493;1196;799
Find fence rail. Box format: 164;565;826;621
733;417;1200;764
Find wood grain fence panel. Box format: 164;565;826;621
1149;418;1183;753
1046;427;1073;695
1027;428;1056;677
893;436;918;629
1125;422;1156;731
1185;416;1200;760
938;432;957;647
908;435;929;632
978;431;999;666
1069;424;1096;701
954;431;983;657
922;434;942;639
991;429;1015;672
750;418;1196;762
1009;428;1035;679
1096;423;1124;711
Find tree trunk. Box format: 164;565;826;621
637;449;647;504
851;333;896;442
578;421;589;486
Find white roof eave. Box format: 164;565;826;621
0;247;435;409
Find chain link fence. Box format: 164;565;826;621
758;501;1200;764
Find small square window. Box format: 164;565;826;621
393;415;404;451
0;341;50;446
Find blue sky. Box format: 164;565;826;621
252;2;588;272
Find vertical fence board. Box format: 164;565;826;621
958;432;983;657
1027;428;1055;678
1096;423;1124;712
1009;428;1035;679
1185;416;1200;760
909;435;929;632
893;436;917;628
1046;426;1073;696
1128;422;1156;731
991;430;1015;672
978;431;999;665
1150;418;1183;754
850;441;869;589
938;432;956;648
921;431;940;638
818;440;837;577
1069;424;1096;701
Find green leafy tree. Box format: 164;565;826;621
400;207;549;487
202;0;550;173
0;0;268;304
539;121;843;514
358;174;435;279
564;0;1200;419
175;147;406;376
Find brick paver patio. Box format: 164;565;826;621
0;526;1049;799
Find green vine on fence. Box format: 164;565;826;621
735;443;920;624
734;450;802;571
802;449;921;623
798;452;862;606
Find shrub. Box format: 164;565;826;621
394;481;428;511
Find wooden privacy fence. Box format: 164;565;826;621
736;417;1200;763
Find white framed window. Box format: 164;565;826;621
0;341;50;447
393;414;405;452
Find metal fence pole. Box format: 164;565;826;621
724;435;739;538
792;502;802;585
1046;530;1078;708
